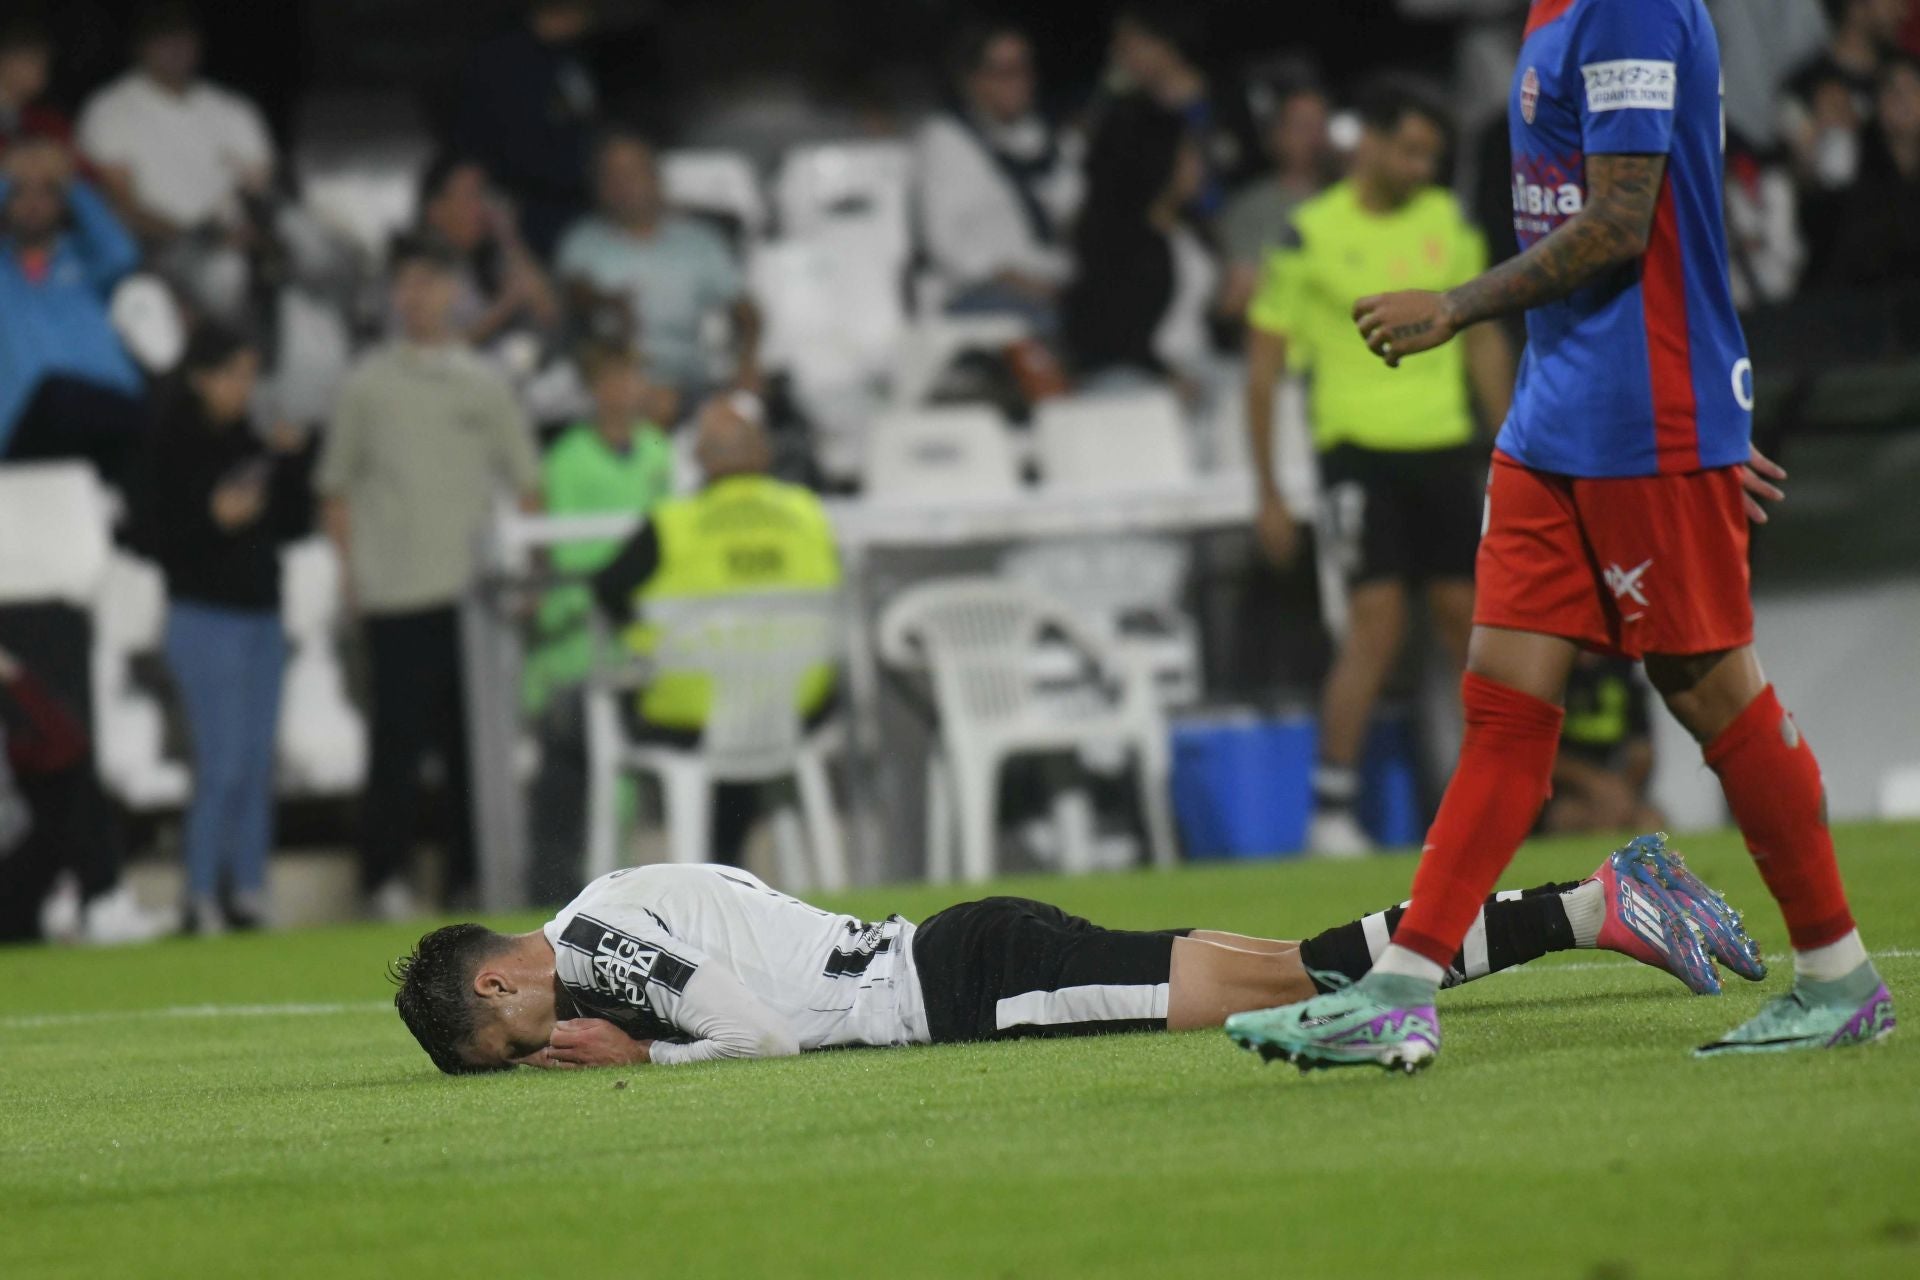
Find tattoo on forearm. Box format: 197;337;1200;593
1446;154;1665;329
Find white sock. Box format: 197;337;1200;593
1793;929;1869;983
1562;880;1604;949
1370;944;1447;987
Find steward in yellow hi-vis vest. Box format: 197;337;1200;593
591;398;841;731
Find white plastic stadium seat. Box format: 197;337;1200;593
662;148;769;241
772;141;913;249
1000;537;1202;709
864;406;1023;501
584;593;849;894
90;552;189;809
0;463;114;606
1033;389;1195;493
110;275;187;375
277;538;367;795
879;576;1178;883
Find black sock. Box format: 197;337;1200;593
1312;764;1360;813
1298;881;1583;992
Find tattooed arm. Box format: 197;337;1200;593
1350;153;1667;367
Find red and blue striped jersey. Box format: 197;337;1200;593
1498;0;1752;478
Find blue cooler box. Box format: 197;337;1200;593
1171;714;1421;859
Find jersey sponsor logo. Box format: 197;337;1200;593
1581;59;1677;114
1520;66;1540;125
823;918;895;979
1604;559;1653;609
1510;152;1586;241
559;915;698;1011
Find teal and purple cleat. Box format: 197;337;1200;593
1591;834;1723;995
1696;978;1896;1056
1624;832;1768;984
1225;978;1441;1075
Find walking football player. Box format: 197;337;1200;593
1227;0;1894;1071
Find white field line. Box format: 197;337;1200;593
4;950;1917;1032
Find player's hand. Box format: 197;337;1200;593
1352;291;1459;367
1254;493;1301;569
541;1018;652;1068
1739;445;1786;524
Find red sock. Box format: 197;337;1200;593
1393;672;1565;968
1704;686;1854;949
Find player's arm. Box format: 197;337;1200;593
1244;325;1302;568
1353;153;1666;367
1462;321;1515;431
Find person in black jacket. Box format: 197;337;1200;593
140;323;311;934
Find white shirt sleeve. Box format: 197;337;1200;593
647;964;802;1066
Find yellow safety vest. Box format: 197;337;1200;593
627;474;842;729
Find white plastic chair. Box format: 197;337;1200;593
865;406;1023;501
1001;536;1202;708
90;552;190;809
1034;389;1195;493
0;463;114;606
277;538;366;795
773;141;914;248
879;576;1179;883
662;148;768;240
584;593;849;893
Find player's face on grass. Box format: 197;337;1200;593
1361;113;1445;205
461;967;560;1071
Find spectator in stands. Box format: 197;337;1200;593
914;22;1081;335
140;324;312;936
409;154;560;347
452;0;599;262
1782;0;1910;270
1709;0;1831;157
558;129;762;409
0;17;71;158
591;393;840;867
525;343;676;901
316;235;542;918
1103;2;1259;219
0;645;171;944
1062;98;1215;394
1823;53;1920;286
1542;655;1665;836
77;2;276;322
0;137;147;483
1219;75;1332;319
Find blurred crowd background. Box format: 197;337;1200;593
3;0;1918;945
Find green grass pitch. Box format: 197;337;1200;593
4;824;1918;1279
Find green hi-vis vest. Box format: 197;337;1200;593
628;474;843;729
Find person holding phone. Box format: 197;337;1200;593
138;323;312;935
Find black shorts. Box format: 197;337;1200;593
911;897;1192;1044
1317;443;1487;587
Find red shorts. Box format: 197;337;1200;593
1473;451;1754;659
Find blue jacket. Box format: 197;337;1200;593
0;178;144;451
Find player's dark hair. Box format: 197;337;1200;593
1354;75;1453;143
390;924;515;1075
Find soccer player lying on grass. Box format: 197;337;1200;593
392;835;1763;1074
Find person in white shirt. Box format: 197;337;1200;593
914;23;1081;335
75;3;273;317
390;847;1762;1075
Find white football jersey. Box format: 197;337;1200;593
544;865;929;1064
